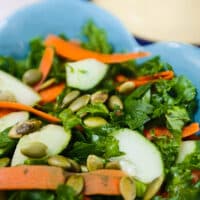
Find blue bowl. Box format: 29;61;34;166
0;0;199;123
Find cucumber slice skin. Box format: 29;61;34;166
177;140;200;163
0;70;41;106
11;124;71;166
112;128;164;184
0;111;29;132
66;59;108;90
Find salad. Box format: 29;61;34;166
0;21;199;200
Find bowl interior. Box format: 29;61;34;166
0;0;199;124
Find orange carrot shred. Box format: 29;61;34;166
39;83;65;104
116;70;174;89
0;109;13;118
0;166;125;195
34;47;54;91
0;101;60;123
115;75;128;83
44;35;150;64
144;123;200;140
182;122;200;138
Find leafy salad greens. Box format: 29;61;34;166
0;21;199;200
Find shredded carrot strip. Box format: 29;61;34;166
44;35;149;64
34;47;54;91
182;123;200;138
144;123;200;140
116;70;174;89
0;109;13;118
0;102;60;123
39;83;65;104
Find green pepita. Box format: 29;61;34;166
67;158;81;172
108;95;123;110
143;175;164;200
47;155;72;169
38;78;56;91
0;90;16;102
83;116;108;128
66;175;84;195
20;142;47;158
118;81;135;94
62;90;80;108
81;165;88;173
120;176;136;200
0;157;10;167
22;69;42;85
9;119;42;139
87;155;105;171
105;161;121;170
68;94;90;112
91;90;108;104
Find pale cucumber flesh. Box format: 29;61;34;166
0;111;29;132
111;128;164;183
0;70;41;105
11;124;71;166
177;140;200;163
66;59;108;90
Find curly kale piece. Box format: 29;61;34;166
153;136;180;171
82;20;113;54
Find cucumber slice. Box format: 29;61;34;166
177;140;200;163
0;70;40;105
111;128;164;183
0;111;29;132
11;124;71;166
66;59;108;90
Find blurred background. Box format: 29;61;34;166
1;0;200;45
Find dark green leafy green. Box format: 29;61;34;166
8;190;54;200
0;128;17;157
56;185;82;200
27;37;44;68
0;56;27;79
59;109;81;130
82;20;113;54
76;103;109;117
153;136;180;171
136;56;173;76
67;135;122;162
8;185;82;200
173;76;196;103
165;106;190;133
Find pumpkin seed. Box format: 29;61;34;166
105;161;121;170
22;69;42;85
9;119;42;139
83;116;107;128
118;81;135;94
68;94;90;112
144;175;164;200
87;155;105;171
61;90;80;108
67;158;81;172
20;142;47;158
108;95;123;110
91;90;108;104
120;176;136;200
38;78;56;91
0;90;16;102
0;157;10;167
66;175;84;195
47;155;72;169
81;165;88;173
